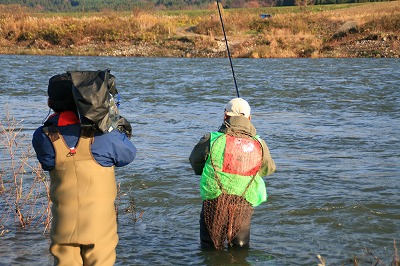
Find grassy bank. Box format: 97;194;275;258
0;1;399;58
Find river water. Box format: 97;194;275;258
0;55;399;265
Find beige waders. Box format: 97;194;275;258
44;127;118;266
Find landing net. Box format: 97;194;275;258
204;133;263;249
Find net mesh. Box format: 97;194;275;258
204;133;263;249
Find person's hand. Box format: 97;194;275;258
117;116;132;138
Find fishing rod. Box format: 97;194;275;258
216;0;240;98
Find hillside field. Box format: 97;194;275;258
0;1;399;58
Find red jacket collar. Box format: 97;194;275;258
47;111;80;126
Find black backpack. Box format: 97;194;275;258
68;69;132;138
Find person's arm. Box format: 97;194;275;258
189;133;210;175
32;126;56;171
108;130;137;167
259;138;276;177
92;130;136;167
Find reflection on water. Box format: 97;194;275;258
199;248;251;266
0;55;399;265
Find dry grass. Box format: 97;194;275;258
0;2;399;57
0;109;51;234
317;239;399;266
116;184;144;225
0;8;179;47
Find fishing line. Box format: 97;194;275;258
41;108;51;124
217;0;240;98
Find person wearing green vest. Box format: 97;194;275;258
189;97;276;248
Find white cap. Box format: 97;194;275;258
224;98;251;118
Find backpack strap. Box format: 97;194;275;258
42;126;95;161
42;125;61;143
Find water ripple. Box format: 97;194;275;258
0;55;399;265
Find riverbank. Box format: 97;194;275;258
0;2;399;58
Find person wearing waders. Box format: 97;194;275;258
189;98;276;249
32;73;136;265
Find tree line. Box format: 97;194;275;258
0;0;391;12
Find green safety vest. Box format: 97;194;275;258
200;132;267;207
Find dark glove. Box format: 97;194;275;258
117;116;132;139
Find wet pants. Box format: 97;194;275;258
199;201;252;248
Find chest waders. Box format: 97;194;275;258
200;132;264;249
43;126;118;266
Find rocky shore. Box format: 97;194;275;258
9;27;399;58
108;32;400;58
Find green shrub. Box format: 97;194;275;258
249;18;272;33
17;31;35;42
39;28;63;45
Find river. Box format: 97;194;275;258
0;55;399;265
